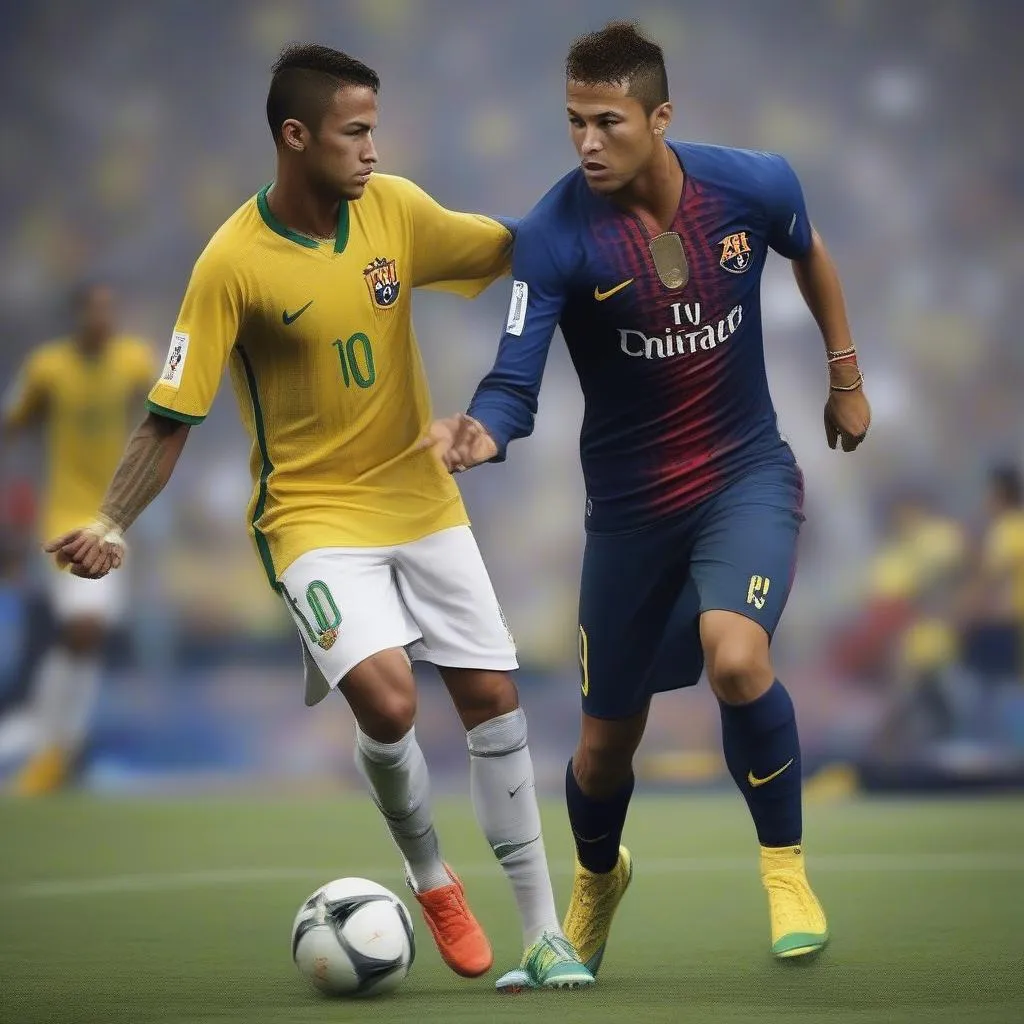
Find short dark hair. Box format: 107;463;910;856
990;464;1023;507
566;22;668;114
267;43;380;143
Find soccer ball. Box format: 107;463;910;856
291;877;415;997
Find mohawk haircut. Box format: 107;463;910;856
566;21;668;114
267;43;379;143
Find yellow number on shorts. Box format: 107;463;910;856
578;625;590;697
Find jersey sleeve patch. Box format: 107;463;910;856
159;331;189;389
505;280;528;336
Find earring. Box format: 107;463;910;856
653;126;665;136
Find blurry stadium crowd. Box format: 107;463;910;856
1;1;1021;767
828;466;1024;754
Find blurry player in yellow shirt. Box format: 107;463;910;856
1;283;153;792
48;45;591;990
981;466;1024;634
962;465;1024;688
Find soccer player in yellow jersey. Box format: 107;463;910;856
1;283;153;793
47;45;592;991
967;465;1024;695
981;467;1024;635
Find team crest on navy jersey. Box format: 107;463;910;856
363;256;401;308
719;232;753;274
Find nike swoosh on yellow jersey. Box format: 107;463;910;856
593;279;634;302
747;758;795;788
282;300;314;325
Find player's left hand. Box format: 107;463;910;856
44;519;126;579
418;414;498;473
824;386;871;453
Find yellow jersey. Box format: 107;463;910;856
867;514;965;602
147;175;512;587
984;510;1024;620
2;336;154;539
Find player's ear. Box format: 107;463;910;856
651;102;672;137
280;119;307;153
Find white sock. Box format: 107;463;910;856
468;708;560;947
354;726;450;893
32;648;102;755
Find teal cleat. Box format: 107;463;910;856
495;931;595;992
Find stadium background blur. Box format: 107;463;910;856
1;0;1022;797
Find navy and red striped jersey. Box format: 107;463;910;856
467;141;812;534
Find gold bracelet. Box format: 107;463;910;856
826;346;857;363
830;371;864;392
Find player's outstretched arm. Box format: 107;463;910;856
421;214;566;475
44;412;190;578
399;179;514;297
791;228;871;452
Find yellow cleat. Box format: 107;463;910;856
11;747;72;796
761;844;829;959
562;846;633;975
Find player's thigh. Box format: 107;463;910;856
647;574;706;694
689;461;804;638
393;526;517;671
278;547;420;705
578;524;691;720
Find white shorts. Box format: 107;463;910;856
278;525;518;705
46;563;126;625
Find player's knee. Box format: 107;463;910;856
440;668;519;731
706;640;773;704
341;651;418;741
574;732;635;798
354;687;417;743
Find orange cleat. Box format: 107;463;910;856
410;865;493;978
11;747;72;796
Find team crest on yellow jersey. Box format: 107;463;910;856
719;232;753;274
363;256;401;308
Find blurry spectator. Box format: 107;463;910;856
960;466;1024;716
829;492;966;684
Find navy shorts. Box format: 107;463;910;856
577;460;805;720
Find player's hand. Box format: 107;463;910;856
824;386;871;453
418;414;498;473
44;519;126;579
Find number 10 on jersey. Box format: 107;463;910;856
332;333;376;388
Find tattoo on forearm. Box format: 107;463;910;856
99;416;185;531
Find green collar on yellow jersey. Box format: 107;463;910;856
256;184;350;254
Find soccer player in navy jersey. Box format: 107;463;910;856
425;22;870;971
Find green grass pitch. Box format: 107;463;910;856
1;794;1022;1024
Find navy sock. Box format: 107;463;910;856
565;759;633;873
719;679;802;847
